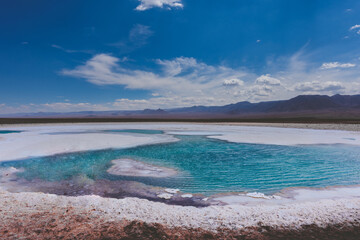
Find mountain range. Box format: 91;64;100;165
170;94;360;114
2;94;360;119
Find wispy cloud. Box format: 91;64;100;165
320;62;356;69
0;102;113;115
111;24;153;53
135;0;183;11
51;44;94;54
247;85;274;97
51;44;77;53
294;81;345;92
61;54;248;95
128;24;153;48
60;51;360;110
113;96;218;110
349;24;360;35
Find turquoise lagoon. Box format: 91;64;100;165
1;132;360;195
102;129;163;134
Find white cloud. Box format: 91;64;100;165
248;85;273;97
222;79;244;86
62;55;248;97
251;48;360;97
51;44;77;53
0;102;115;115
51;44;94;54
0;104;29;115
255;74;281;85
111;24;153;52
1;96;232;114
128;24;153;46
62;54;161;88
40;102;110;112
294;81;345;92
156;57;201;76
61;54;275;109
113;96;223;110
58;51;360;111
320;62;356;69
0;49;344;114
135;0;183;11
350;24;360;31
349;25;360;35
3;47;360;114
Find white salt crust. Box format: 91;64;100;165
0;188;360;231
1;123;360;161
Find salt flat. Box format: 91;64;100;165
1;122;360;161
1;188;360;232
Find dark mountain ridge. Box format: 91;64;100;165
1;94;360;118
168;94;360;115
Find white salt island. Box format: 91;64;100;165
107;158;177;178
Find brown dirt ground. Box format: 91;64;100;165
1;208;360;240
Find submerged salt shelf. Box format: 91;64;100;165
107;158;177;178
1;124;360;198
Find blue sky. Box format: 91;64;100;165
1;0;360;113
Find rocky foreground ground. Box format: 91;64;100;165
1;209;360;239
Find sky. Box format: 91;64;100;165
1;0;360;114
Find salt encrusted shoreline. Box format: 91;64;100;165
1;188;360;230
1;189;360;239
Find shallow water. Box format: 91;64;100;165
0;130;22;134
103;129;164;134
1;133;360;195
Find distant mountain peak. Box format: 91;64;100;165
141;108;168;115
